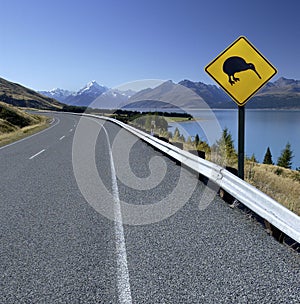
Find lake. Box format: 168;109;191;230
168;109;300;169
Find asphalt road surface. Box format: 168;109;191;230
0;112;299;303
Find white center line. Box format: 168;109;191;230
29;149;46;160
59;135;65;140
69;129;73;132
102;125;133;304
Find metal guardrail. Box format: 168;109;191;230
84;114;300;244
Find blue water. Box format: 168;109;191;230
168;109;300;169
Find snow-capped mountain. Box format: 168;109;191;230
39;81;136;108
40;81;108;106
39;77;300;110
76;80;107;97
63;81;108;107
39;88;74;103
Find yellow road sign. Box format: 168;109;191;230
205;36;277;106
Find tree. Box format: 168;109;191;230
194;134;200;147
155;116;168;132
144;115;152;130
197;140;211;155
173;127;180;140
277;142;293;169
250;153;258;163
212;128;237;166
263;147;273;165
178;134;185;142
216;128;236;159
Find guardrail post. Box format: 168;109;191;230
219;166;238;204
188;149;205;159
172;142;183;150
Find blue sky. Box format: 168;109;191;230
1;0;300;91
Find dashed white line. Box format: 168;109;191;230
29;149;45;160
69;129;73;132
59;135;65;140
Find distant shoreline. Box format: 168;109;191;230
119;107;300;112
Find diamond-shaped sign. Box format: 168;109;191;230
205;36;277;106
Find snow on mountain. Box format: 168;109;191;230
90;88;137;109
101;88;135;99
64;81;108;106
76;80;108;96
39;88;74;103
40;81;108;106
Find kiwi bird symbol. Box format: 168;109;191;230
223;56;261;85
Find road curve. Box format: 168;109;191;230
0;112;299;303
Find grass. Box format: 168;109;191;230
245;162;300;216
171;138;300;216
168;127;300;217
164;116;195;123
0;102;50;147
0;116;50;147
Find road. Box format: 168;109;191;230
0;112;299;303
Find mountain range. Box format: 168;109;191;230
1;76;299;111
131;77;300;109
38;88;74;103
40;81;108;106
38;77;300;110
39;81;135;108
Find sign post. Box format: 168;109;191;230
238;106;245;179
205;36;277;179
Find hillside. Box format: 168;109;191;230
249;77;300;109
0;77;63;110
245;163;300;216
0;101;49;146
0;102;40;132
178;79;231;108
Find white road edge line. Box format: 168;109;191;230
101;123;133;304
59;135;65;140
29;149;46;160
0;117;60;151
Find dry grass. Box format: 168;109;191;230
245;162;300;216
0;116;50;147
0;102;51;146
181;141;300;216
